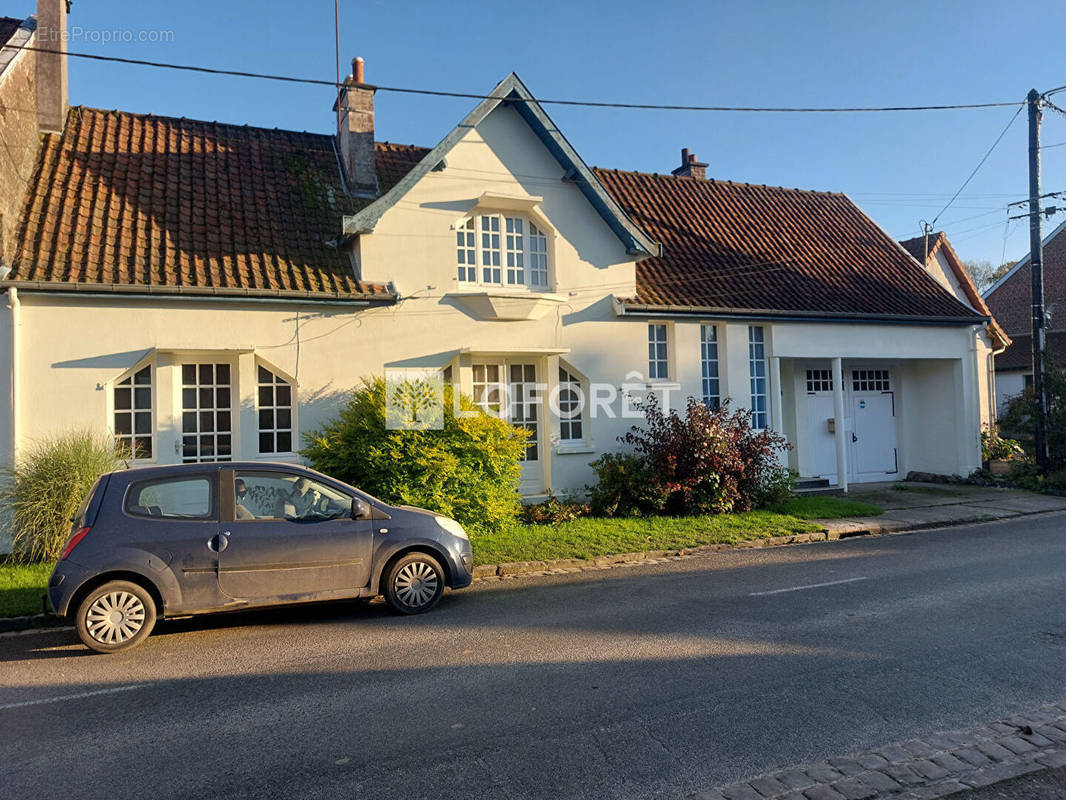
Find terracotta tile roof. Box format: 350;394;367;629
375;141;430;193
593;168;983;321
898;231;1009;348
9;106;422;300
985;221;1066;370
0;17;22;49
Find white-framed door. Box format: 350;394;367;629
848;368;898;481
802;365;898;484
471;360;544;494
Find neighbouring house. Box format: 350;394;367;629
898;231;1010;426
0;0;998;506
984;218;1066;412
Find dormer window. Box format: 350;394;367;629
457;213;550;289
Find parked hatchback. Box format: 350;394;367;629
49;463;474;653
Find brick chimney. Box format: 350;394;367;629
335;57;378;197
671;148;708;180
35;0;68;134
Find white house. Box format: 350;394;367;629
0;2;1005;504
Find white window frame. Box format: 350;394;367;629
456;212;550;290
112;361;155;462
557;363;587;444
256;363;296;456
700;324;720;409
748;326;768;430
180;361;235;463
648;323;670;380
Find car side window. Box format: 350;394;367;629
234;472;353;522
126;477;214;519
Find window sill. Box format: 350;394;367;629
554;443;596;455
256;452;300;463
446;290;567;321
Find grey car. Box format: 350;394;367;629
49;462;474;653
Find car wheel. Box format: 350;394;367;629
383;553;444;615
75;580;157;653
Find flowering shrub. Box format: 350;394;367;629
589;396;791;516
980;423;1024;462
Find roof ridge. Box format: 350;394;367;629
71;105;335;141
591;165;846;197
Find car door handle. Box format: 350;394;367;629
852;433;857;443
208;532;230;553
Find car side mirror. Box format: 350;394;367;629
352;499;371;519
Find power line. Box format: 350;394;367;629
929;103;1025;227
4;44;1025;114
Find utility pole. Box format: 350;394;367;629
1027;88;1050;471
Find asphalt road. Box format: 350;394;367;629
4;514;1066;800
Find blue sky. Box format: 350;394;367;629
15;0;1066;269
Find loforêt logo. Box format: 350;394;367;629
384;370;445;430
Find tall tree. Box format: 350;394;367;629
964;259;1014;292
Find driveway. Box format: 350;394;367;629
3;513;1066;799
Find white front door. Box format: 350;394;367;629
849;369;898;480
472;361;543;495
804;369;837;482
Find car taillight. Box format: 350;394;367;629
59;526;91;560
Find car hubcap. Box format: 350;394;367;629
394;562;439;608
86;591;146;644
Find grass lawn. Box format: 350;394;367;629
0;560;53;618
473;495;883;566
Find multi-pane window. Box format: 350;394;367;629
457;214;550;289
181;363;232;463
257;366;294;454
852;369;890;392
748;326;768;429
648;323;669;379
806;369;833;393
558;366;584;442
481;214;502;284
456;218;476;282
509;364;539;462
114;365;153;460
505;217;525;285
472;364;504;413
529;223;548;286
700;324;720;409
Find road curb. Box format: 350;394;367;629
471;506;1066;583
0;613;69;635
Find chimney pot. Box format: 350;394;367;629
671;146;708;180
337;56;377;196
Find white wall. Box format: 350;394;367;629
996;371;1028;417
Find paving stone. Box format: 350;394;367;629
856;752;890;769
943;731;980;747
1037;750;1066;768
748;776;788;798
827;778;875;800
690;792;727;800
804;765;845;783
874;744;910;764
921;733;961;752
802;786;845;800
856;770;902;792
988;721;1017;734
998;735;1037;755
879;763;924;786
720;782;764;800
900;739;938;758
975;740;1016;762
960;761;1043;788
776;771;815;791
908;759;951;781
898;781;968;799
1020;731;1055;747
826;758;865;777
930;752;968;773
952;747;993;767
1036;725;1066;743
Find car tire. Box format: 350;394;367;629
75;580;157;653
383;552;445;615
